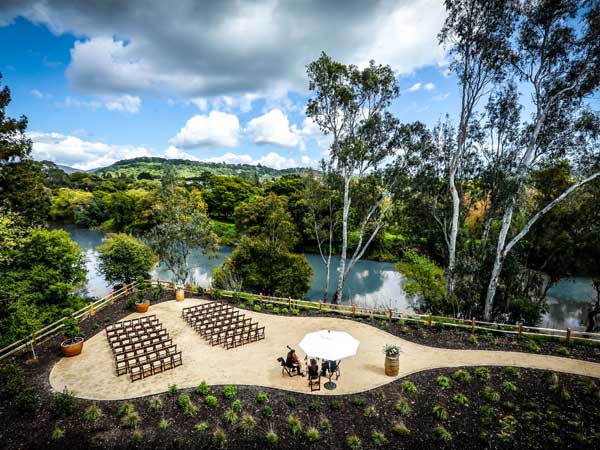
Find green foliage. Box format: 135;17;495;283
306;427;321;442
52;387;77;418
253;305;262;312
204;175;261;219
329;399;341;410
436;375;451;389
557;346;571;356
286;396;297;408
212;427;227;448
177;394;198;416
350;396;366;407
502;381;518;393
195;381;209;395
222;408;238;425
265;430;279;444
394;398;412;417
239;413;256;434
17;387;41;414
371;430;387;447
432;404;448;420
526;341;541;353
474;367;491;381
148;397;163;411
204;395;218;407
433;425;452;442
222;385;237;399
51;426;65;441
261;405;273;417
452;369;472;383
310;400;322;411
453;393;469;406
502;366;520;378
131;430;143;445
483;386;501;402
168;384;178;396
363;405;377;417
346;434;363;450
158;418;169;430
122;410;142;428
287;415;302;434
83;404;103;422
96;233;157;286
195;421;209;432
118;401;136;417
393;421;411;435
256;391;269;403
468;335;479;345
0;362;24;398
401;380;417;394
319;416;332;431
231;399;242;413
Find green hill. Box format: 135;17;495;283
91;157;308;180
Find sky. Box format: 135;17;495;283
0;0;461;171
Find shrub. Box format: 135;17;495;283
261;405;273;417
453;392;469;406
502;366;520;378
287;415;302;434
286;396;297;408
52;387;77;417
376;390;386;401
168;384;178;396
195;421;209;432
493;337;502;346
526;341;541;353
306;427;321;442
483;386;501;402
394;398;412;417
319;416;332;431
266;303;274;310
231;399;242;413
350;396;366;407
329;399;341;410
291;308;300;315
205;395;218;407
0;362;24;397
346;434;363;449
310;400;322;411
393;421;410;435
178;394;198;416
363;405;377;417
265;430;279;444
247;299;255;306
254;305;262;312
432;404;448;420
434;425;452;442
213;427;227;448
222;408;239;425
502;401;517;411
452;369;472;383
401;381;417;394
468;335;479;345
558;385;571;402
158;418;169;430
556;346;571;356
547;372;559;386
240;413;256;434
256;391;269;403
480;405;495;425
195;381;210;395
51;427;65;441
148;397;163;411
371;431;387;447
502;381;518;393
122;411;142;428
239;303;246;309
17;387;42;414
83;404;103;422
118;401;136;417
231;292;242;303
436;375;451;389
131;430;143;445
475;367;491;381
282;307;289;314
273;307;280;314
222;385;237;399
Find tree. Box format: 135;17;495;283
203;175;261;219
97;233;157;286
438;0;516;295
306;52;401;303
145;167;218;287
483;0;600;320
212;237;312;298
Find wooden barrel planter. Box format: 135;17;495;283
385;354;399;376
61;337;84;357
135;301;150;313
175;288;185;301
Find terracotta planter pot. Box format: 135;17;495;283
135;302;150;313
175;288;185;301
61;337;84;357
384;354;399;376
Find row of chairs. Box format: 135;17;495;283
105;316;182;382
182;302;265;350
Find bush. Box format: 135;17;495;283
265;430;279;444
122;411;142;428
502;381;518;393
468;335;479;345
239;303;246;309
286;396;297;407
178;394;198;416
254;305;262;312
51;426;65;441
371;430;387;447
393;421;410;435
291;308;300;315
83;404;103;422
148;397;163;411
319;416;332;431
401;381;417;394
52;387;77;417
240;413;256;434
434;425;452;442
306;427;321;442
256;391;269;403
453;393;469;406
272;307;280;314
131;430;143;445
205;395;218;407
436;375;451;389
168;384;178;396
222;408;239;425
17;387;41;414
363;405;377;417
213;427;227;448
395;398;412;417
557;346;571;356
329;399;341;411
231;399;242;413
0;362;24;397
261;405;273;417
158;418;169;430
287;415;302;434
222;385;237;399
475;367;491;381
195;381;210;395
502;366;520;378
310;400;322;411
195;421;209;432
350;396;365;407
432;404;448;420
480;405;495;425
483;386;501;402
526;341;541;352
346;434;362;449
282;307;289;314
452;369;472;383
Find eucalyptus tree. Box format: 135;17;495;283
438;0;516;294
306;52;401;303
482;0;600;320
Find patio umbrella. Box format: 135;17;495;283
299;330;360;361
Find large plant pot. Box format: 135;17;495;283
384;354;399;376
61;337;84;357
135;302;150;313
175;288;185;301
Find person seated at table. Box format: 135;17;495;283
286;348;304;376
320;359;332;377
308;359;319;379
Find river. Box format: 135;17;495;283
59;225;596;331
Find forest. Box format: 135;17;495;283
1;0;599;349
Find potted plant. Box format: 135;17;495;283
61;314;84;357
135;290;150;313
383;344;401;376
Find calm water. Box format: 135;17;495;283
59;225;595;330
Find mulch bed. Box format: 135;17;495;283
1;292;600;449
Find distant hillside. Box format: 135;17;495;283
91;157;309;180
39;161;87;174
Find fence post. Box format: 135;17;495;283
566;328;572;344
288;297;291;309
428;312;432;327
125;283;129;297
110;291;114;304
319;301;322;312
471;317;475;336
388;309;392;324
89;302;95;317
517;322;523;340
352;304;356;319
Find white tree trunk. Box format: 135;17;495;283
446;169;460;293
333;173;351;304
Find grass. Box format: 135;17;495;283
395;398;412;417
434;425;452;442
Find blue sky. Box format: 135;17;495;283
1;1;460;170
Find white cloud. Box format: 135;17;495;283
424;82;435;91
104;94;141;113
163;145;200;161
200;152;254;165
255;152;297;169
433;92;450;101
28;131;152;170
407;83;422;92
30;89;48;99
169;111;240;148
246;109;301;148
301;155;312;165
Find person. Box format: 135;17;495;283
285;348;304;376
320;359;337;378
308;359;319;378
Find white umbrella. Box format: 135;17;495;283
299;329;360;361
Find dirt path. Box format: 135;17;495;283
49;299;600;400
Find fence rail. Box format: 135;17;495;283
2;278;599;362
